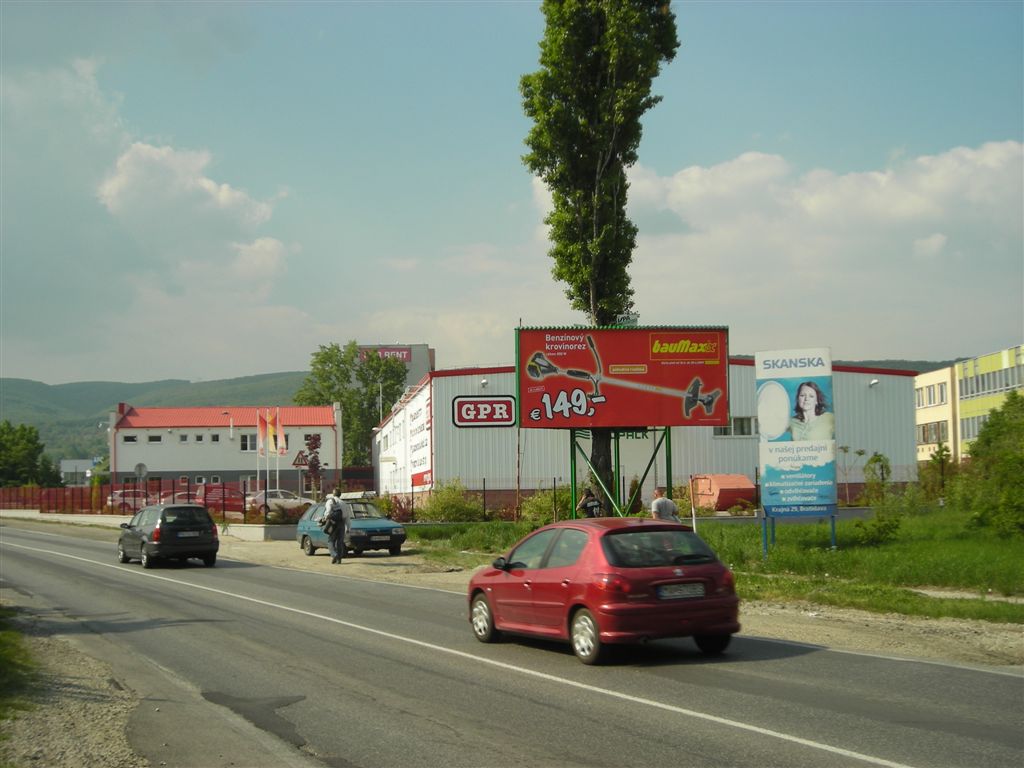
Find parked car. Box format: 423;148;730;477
249;488;314;515
296;495;406;556
106;489;151;511
467;518;740;665
159;490;199;505
191;486;248;519
117;504;219;568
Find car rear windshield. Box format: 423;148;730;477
601;529;718;568
162;507;213;526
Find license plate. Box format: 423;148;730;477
178;531;200;538
658;582;705;600
371;535;390;542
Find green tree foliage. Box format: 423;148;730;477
918;441;956;500
952;391;1024;536
521;0;678;504
0;421;62;486
294;341;407;466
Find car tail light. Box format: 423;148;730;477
593;573;634;595
714;568;736;595
211;523;219;539
151;522;161;542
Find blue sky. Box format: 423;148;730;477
2;0;1021;385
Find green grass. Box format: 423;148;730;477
407;508;1024;623
0;607;39;737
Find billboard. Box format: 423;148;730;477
755;348;837;516
517;327;729;429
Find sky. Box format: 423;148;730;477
1;0;1022;386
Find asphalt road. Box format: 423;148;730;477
2;525;1022;768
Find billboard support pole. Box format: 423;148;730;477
664;427;673;499
569;428;578;518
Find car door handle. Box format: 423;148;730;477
523;580;532;590
561;579;571;587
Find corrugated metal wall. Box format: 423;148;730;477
375;363;918;499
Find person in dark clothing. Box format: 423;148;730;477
576;488;603;518
321;492;350;564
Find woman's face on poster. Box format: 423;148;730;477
797;384;818;414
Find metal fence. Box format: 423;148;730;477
0;480;295;524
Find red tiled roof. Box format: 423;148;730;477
116;405;336;429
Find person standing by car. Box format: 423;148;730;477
650;487;680;522
321;491;350;564
576;488;603;518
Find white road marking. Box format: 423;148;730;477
4;539;919;768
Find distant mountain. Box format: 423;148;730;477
1;372;308;462
1;359;959;462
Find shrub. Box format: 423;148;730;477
416;480;486;522
519;485;575;526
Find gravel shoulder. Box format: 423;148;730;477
2;520;1022;768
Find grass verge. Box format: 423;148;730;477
0;606;39;737
406;508;1024;623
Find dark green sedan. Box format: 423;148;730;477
296;496;406;557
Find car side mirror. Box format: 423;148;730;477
492;556;508;571
120;523;129;529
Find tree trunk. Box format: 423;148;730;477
590;427;614;513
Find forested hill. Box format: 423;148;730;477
1;372;307;461
1;359;956;461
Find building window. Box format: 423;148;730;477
122;435;137;443
195;476;206;485
179;434;188;443
915;388;923;408
241;433;258;452
713;417;757;437
938;382;947;404
178;476;189;486
211;434;219;443
210;475;221;484
148;435;162;444
195;434;204;443
926;385;935;405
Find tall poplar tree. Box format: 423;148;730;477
521;0;678;506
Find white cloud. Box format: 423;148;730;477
912;233;948;261
97;142;272;226
627;141;1023;360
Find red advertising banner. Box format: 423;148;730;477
517;327;729;429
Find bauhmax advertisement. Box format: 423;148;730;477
756;348;837;516
517;327;729;429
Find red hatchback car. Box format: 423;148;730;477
468;518;740;664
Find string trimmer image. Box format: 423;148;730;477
525;334;722;419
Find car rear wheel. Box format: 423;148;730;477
301;536;315;556
202;554;217;567
141;550;155;569
470;593;501;643
694;633;732;655
117;544;129;563
570;608;606;665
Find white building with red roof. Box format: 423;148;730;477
107;402;342;493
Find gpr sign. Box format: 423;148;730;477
452;396;516;428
